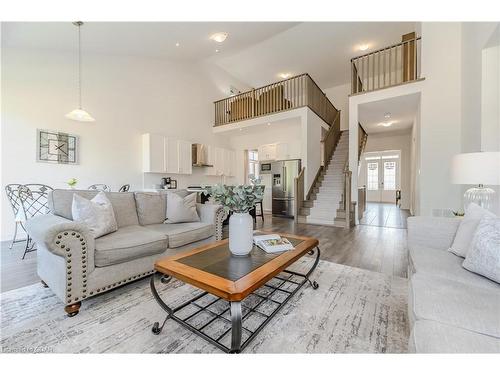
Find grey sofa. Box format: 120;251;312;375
407;216;500;353
25;189;225;317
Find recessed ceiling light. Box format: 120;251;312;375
359;44;370;51
267;122;271;126
215;49;219;53
279;73;291;79
239;128;243;131
378;122;393;127
210;32;228;43
175;42;180;47
384;112;391;119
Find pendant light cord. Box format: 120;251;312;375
77;23;82;109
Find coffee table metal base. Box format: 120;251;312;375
150;247;320;353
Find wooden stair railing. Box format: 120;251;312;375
294;167;305;222
214;73;339;128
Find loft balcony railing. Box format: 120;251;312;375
214;73;339;127
351;36;422;95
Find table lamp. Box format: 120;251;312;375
451;152;500;210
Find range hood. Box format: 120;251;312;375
192;143;213;167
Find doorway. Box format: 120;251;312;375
365;151;401;203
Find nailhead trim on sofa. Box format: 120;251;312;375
56;207;225;307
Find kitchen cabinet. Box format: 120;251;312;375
142;133;191;175
177;140;192;175
258;141;300;161
258;144;277;161
164;137;179;174
142;133;166;173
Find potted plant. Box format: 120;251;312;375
67;178;78;189
205;184;264;256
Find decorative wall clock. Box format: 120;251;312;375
37;129;78;164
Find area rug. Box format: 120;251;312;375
0;259;409;353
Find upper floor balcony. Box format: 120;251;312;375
351;33;422;95
213;73;339;128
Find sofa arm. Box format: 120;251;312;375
26;213;95;273
196;203;226;241
407;216;461;250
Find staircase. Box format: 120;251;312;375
298;131;351;226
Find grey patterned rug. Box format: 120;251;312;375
1;259;409;353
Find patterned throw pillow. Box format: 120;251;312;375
165;192;200;224
71;191;118;238
448;203;496;257
462;217;500;283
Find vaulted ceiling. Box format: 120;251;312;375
2;21;417;89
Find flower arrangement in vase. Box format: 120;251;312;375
205;184;264;256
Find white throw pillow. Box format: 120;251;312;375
165;192;200;224
448;203;496;257
72;192;118;238
462;217;500;283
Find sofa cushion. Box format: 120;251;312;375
94;225;167;267
134;192;166;225
463;217;500;283
448;203;496;257
72;192;118;238
145;222;214;248
49;189;139;228
408;245;498;290
409;320;500;353
165;192;200;224
409;273;500;338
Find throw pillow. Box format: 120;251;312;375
448;203;496;257
72;191;118;238
462;217;500;283
165;192;200;224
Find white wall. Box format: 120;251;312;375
1;47;248;240
418;22;463;216
358;131;412;209
324;83;350;130
461;22;499;153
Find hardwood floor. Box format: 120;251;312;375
359;202;410;229
1;215;408;293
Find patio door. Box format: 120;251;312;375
365;154;400;203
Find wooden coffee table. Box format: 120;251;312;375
150;232;320;353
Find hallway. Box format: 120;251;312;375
359;202;410;229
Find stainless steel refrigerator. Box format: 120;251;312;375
271;159;301;218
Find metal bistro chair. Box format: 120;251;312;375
5;184;25;249
118;184;130;192
18;184;53;259
87;184;111;192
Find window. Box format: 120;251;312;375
381;154;399;159
365;156;381;160
367;162;379;190
247;150;259;182
383;161;396;190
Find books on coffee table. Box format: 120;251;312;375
253;234;294;253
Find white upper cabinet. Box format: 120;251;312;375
177;140;192;175
258;144;277;161
165;137;179;174
142;133;166;173
142;134;192;175
258;142;300;161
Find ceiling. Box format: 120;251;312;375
2;22;417;89
211;22;417;88
358;93;420;134
1;22;298;61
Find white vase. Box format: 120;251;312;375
229;212;253;256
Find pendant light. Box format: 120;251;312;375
66;21;95;122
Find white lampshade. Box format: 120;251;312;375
451;152;500;185
65;108;95;122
